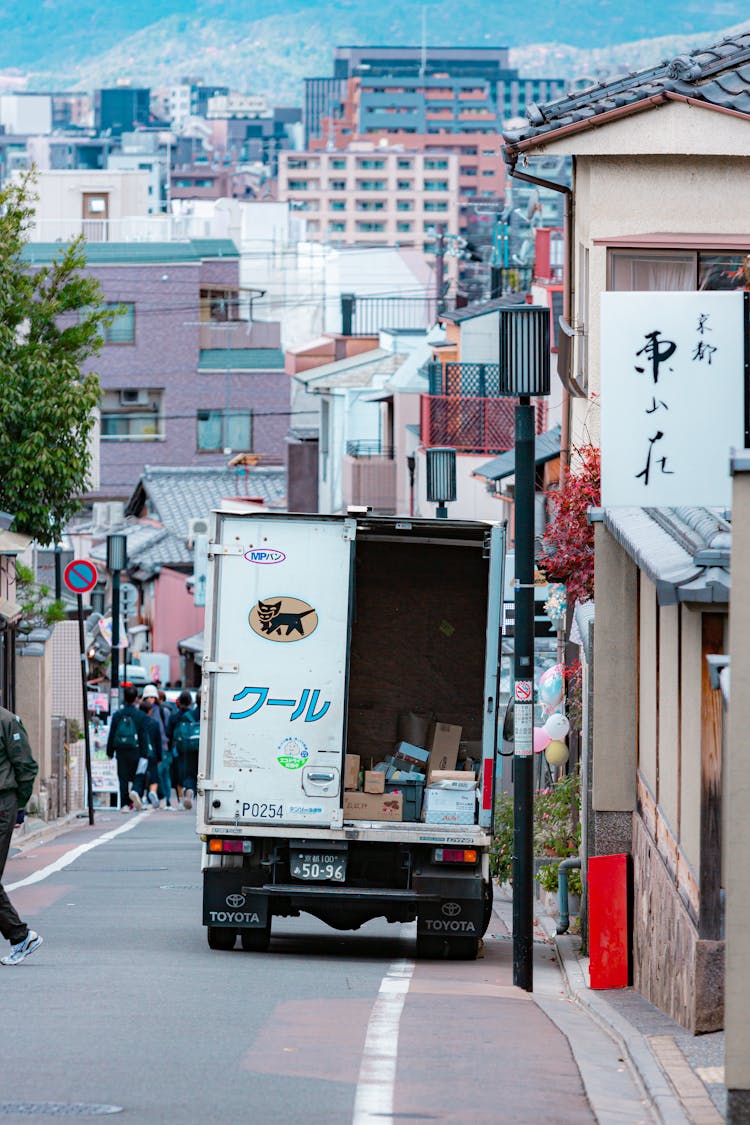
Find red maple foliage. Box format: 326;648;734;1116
538;445;601;605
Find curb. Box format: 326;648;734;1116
541;917;689;1125
13;810;86;853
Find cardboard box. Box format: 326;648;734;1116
427;722;462;779
394;741;430;767
429;770;471;783
422;786;475;825
345;754;360;791
364;770;385;794
344;791;402;822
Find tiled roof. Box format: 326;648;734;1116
440;295;526;324
504;31;750;150
599;506;730;605
125;465;287;543
474;425;562;482
22;238;238;267
198;348;285;371
298;348;409;390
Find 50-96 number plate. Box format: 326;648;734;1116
290;850;347;882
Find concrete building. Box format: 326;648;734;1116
22;238;289;501
277;144;460;251
24;169;155;242
95;87;151;137
0;93;51;135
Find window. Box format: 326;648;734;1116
609;251;694;291
460;166;477;176
481;169;496;177
330;158;346;169
396;221;412;232
423;180;449;191
357;221;385;232
287;179;309;190
329;180;347;191
424;158;448;169
197;409;252;453
397;179;412;190
200;287;241;322
357;200;385;211
357;180;386;191
424;201;447;212
358;159;385;169
329;221;346;232
396;200;413;212
330;200;346;211
397;158;413;169
101;389;163;441
103;302;135;344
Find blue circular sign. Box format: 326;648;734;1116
63;559;98;594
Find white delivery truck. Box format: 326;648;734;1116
197;511;505;959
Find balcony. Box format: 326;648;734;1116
343;441;397;513
428;362;501;397
421;394;546;454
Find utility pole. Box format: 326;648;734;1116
435;223;446;314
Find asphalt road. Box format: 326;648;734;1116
0;811;652;1124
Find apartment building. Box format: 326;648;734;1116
277;145;460;249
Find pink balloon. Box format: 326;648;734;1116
534;727;552;754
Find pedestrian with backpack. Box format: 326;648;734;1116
0;707;43;965
107;685;150;811
167;691;200;810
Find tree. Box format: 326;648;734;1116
0;172;111;545
538;445;601;606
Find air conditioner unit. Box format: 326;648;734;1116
187;517;210;547
119;388;150;407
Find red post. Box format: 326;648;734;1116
588;853;630;989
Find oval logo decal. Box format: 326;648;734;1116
249;596;318;643
244;548;286;565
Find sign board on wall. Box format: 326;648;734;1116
601;291;746;508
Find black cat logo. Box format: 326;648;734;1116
249;596;318;643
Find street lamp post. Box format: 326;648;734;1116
425;447;457;519
106;533;127;714
499;305;550;993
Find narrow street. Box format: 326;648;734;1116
1;812;651;1124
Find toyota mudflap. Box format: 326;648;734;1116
196;512;504;959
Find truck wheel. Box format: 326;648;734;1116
207;927;237;951
240;924;271;953
416;934;447;959
446;937;480;960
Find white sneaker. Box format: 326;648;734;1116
147;791;159;808
1;931;43;966
120;806;131;814
183;789;194;810
130;790;143;811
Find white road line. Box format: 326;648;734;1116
6;812;150;892
352;931;416;1124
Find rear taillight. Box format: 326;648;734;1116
208;838;253;854
433;848;478;864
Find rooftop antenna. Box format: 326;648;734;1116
420;7;427;81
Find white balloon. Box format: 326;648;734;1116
543;712;570;740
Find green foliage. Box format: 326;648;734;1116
536;862;582;896
15;560;67;629
490;769;581;884
0;171;110;545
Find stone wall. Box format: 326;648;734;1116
632;813;724;1033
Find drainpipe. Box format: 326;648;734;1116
503;154;573;485
556;856;582;934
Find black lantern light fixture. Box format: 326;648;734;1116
106;532;128;711
425;447;457;519
499;305;550;995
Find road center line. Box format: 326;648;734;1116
6;812;150;892
352;942;415;1124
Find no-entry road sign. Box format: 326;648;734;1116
63;559;99;595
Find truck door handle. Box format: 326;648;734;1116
306;771;335;782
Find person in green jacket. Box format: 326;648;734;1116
0;706;43;966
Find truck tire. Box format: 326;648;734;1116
416;934;480;960
416;934;446;960
240;923;271;953
207;926;237;951
446;937;480;960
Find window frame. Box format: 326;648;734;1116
103;301;135;345
196;408;253;454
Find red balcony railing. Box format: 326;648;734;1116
420;394;547;453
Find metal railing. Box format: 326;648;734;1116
342;293;438;336
26;214;229;244
345;439;395;458
420;394;547;453
427;361;502;397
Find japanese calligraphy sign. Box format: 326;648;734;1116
601;292;745;508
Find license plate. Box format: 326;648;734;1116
290;851;347;882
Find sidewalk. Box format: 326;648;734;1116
493;886;726;1124
8;808;92;858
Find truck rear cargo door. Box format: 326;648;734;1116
205;516;354;828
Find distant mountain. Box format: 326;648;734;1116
3;2;749;103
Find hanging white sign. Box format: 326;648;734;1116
601;291;745;508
